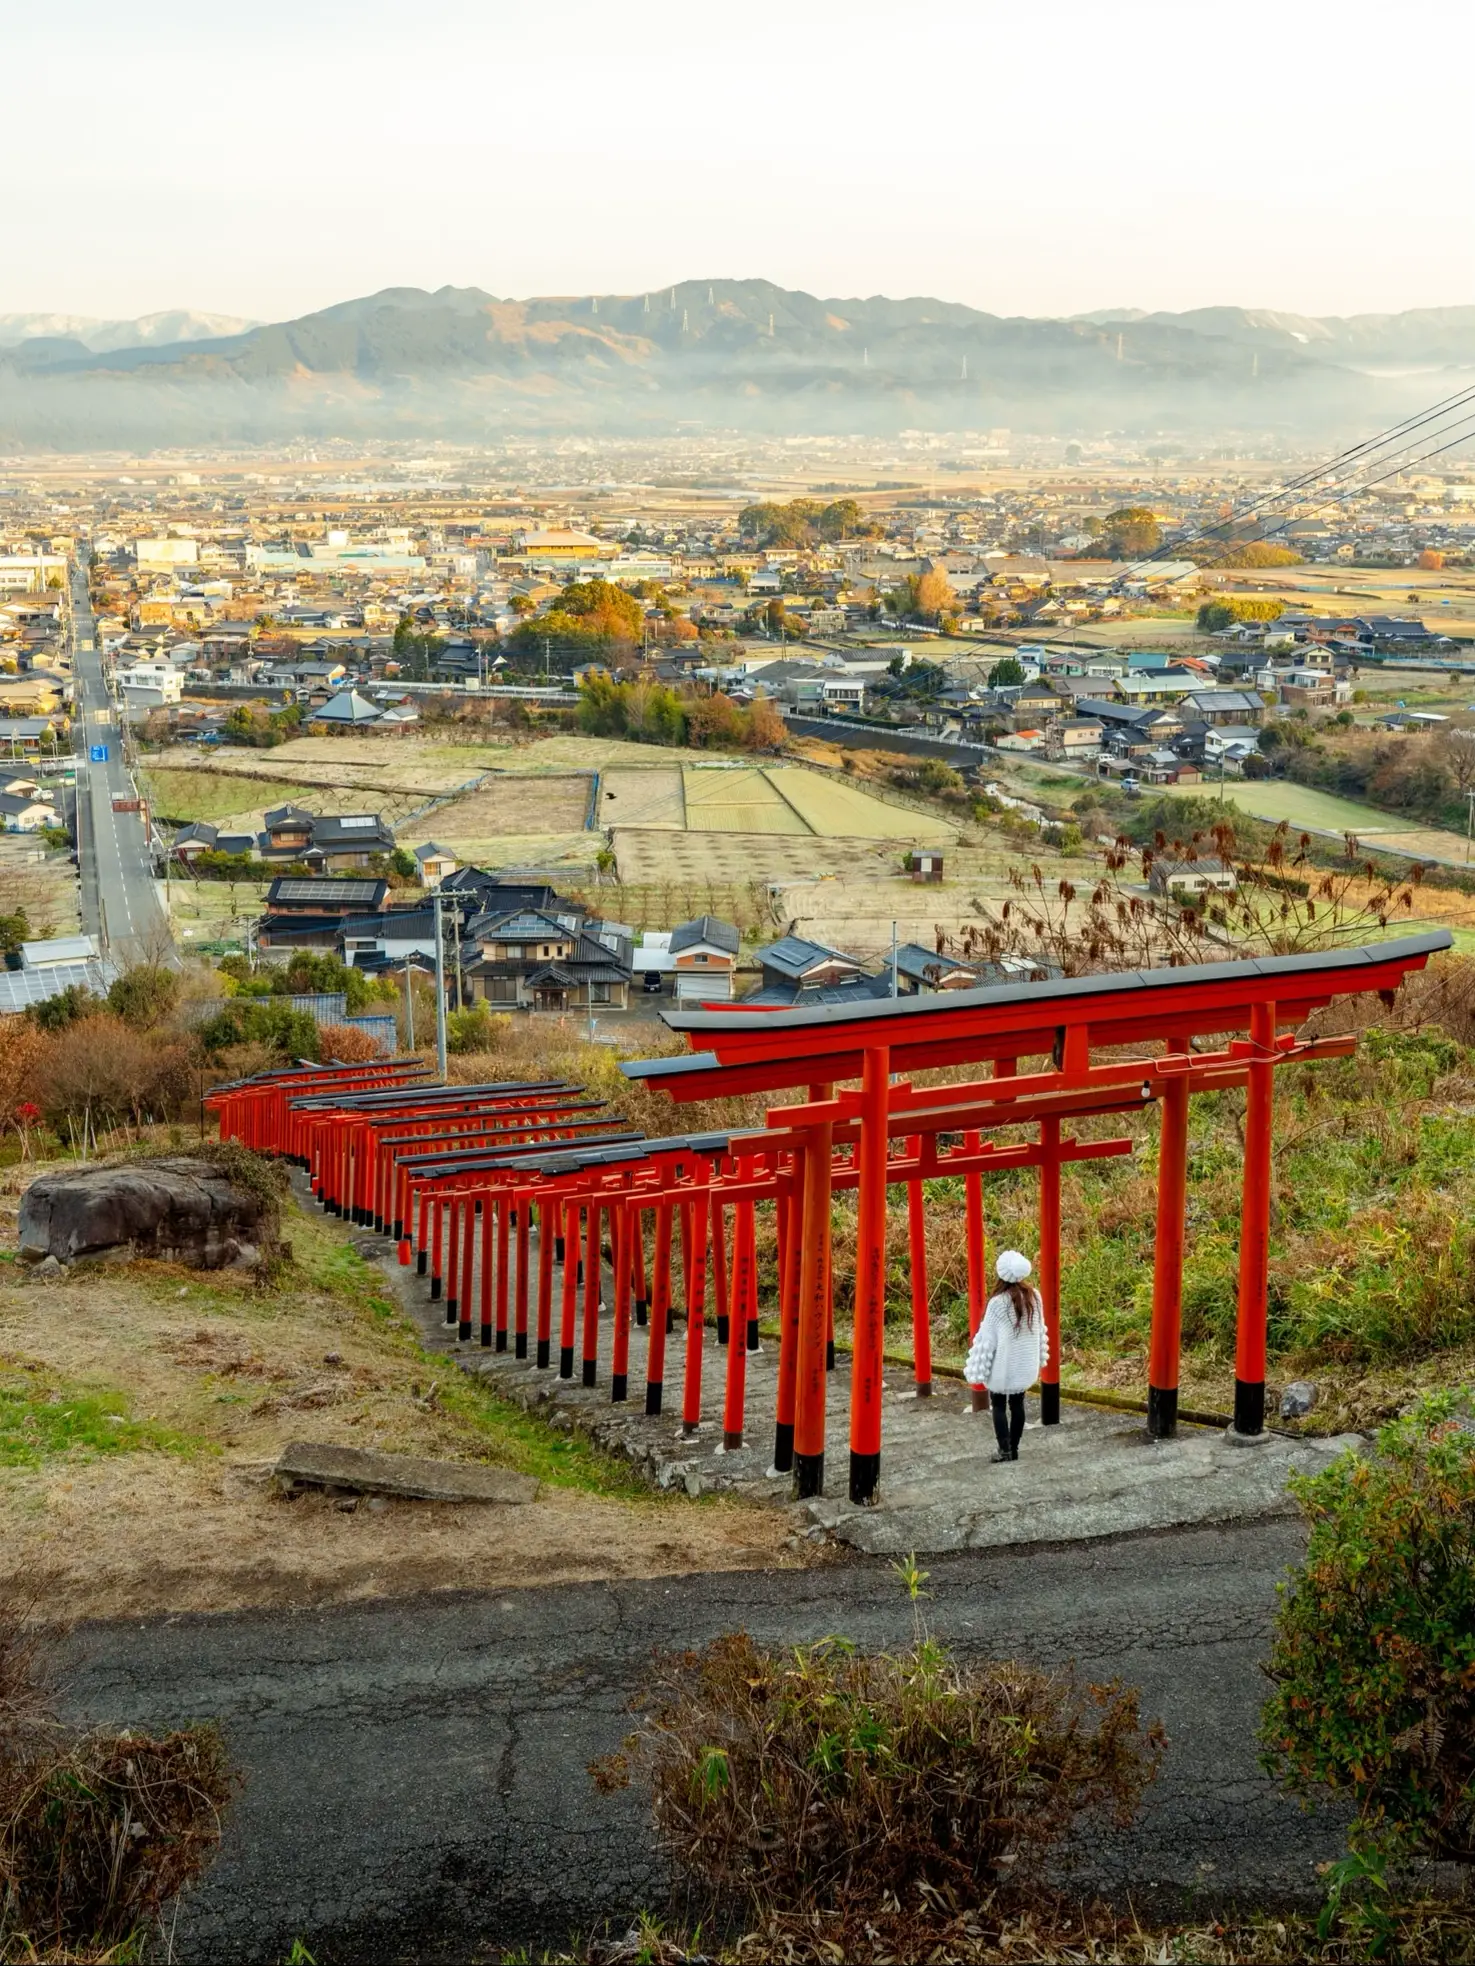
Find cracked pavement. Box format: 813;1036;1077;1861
57;1518;1346;1964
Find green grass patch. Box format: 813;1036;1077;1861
283;1208;655;1499
139;768;308;824
0;1369;201;1468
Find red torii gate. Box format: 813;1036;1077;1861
621;931;1450;1505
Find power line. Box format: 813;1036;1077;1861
1116;379;1475;578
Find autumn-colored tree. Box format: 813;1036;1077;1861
747;695;786;750
1418;549;1445;571
1102;506;1162;559
0;1019;47;1136
556;579;646;642
915;567;955;620
685;691;750;750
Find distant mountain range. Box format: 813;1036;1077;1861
0;309;258;354
4;281;1474;450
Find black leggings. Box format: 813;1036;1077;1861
991;1391;1026;1457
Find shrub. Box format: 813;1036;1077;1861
26;984;97;1034
446;1004;511;1054
41;1013;198;1131
1261;1394;1475;1869
107;962;180;1031
593;1629;1161;1921
0;1594;234;1959
198;1000;320;1062
316;1021;386;1063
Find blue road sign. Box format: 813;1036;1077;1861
89;743;108;763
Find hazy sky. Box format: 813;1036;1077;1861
8;0;1474;324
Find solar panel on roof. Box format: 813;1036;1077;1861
273;879;380;902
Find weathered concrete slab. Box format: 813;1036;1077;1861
275;1440;538;1505
805;1401;1361;1554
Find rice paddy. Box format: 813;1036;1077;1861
600;763;954;843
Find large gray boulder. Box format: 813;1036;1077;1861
18;1156;273;1269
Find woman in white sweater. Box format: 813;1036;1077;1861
964;1250;1049;1464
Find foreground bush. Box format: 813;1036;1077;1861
593;1630;1162;1922
0;1599;233;1961
1262;1393;1475;1870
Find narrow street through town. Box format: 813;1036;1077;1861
69;549;171;961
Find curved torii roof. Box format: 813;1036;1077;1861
623;932;1452;1100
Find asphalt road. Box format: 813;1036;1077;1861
69;555;171;961
57;1519;1346;1966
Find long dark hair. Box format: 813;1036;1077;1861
1004;1281;1039;1332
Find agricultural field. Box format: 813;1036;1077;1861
166;875;270;949
607;762;954;885
399;773;592;853
1157;777;1471;860
784;843;1105;967
768;766;952;840
601;761;953;842
613;830;904;887
142;769;312;825
147;740;482;798
682;766;811;836
0;836;80;939
599;767;685;828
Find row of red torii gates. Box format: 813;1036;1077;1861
209;931;1447;1506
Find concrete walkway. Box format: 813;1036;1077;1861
356;1191;1358;1555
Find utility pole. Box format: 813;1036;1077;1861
1466;787;1475;865
890;918;899;998
432;892;449;1078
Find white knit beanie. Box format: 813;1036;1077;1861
996;1249;1033;1284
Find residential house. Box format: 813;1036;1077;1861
168;821;258;860
1048;716;1105;760
1149;854;1239;900
1003;680;1068;730
305;814;396;870
264;875;390;918
0;790;57;832
1114;668;1201;706
258;875;392;959
259;658;349;696
308;689;382;727
985;556;1052;591
461;906;632;1013
1076;699;1185;756
889;943;985;992
741;936;883;1007
115;661;183;714
261;804;317;858
668;915;740;1006
1180;689;1265;728
338;908;442;970
413;842;458;888
888;945;1059;994
1278;668;1347;709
